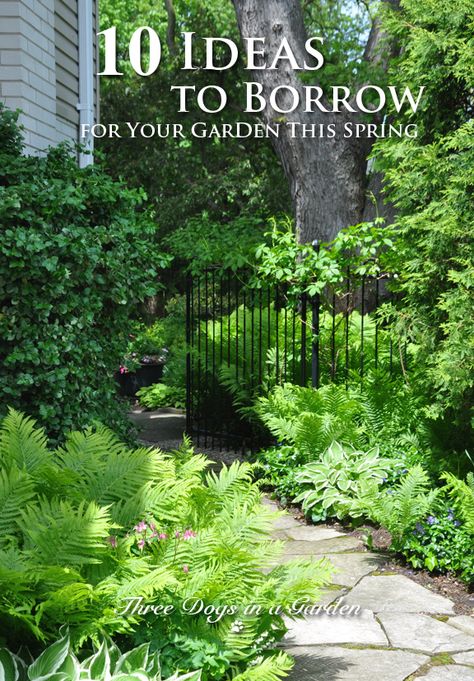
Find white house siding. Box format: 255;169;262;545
0;0;58;152
0;0;98;154
54;0;80;143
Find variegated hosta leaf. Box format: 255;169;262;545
27;631;70;681
0;649;20;681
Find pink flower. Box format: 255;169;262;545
149;522;157;533
175;531;181;539
107;536;117;549
137;539;146;551
183;529;197;540
134;521;147;534
159;533;168;540
182;564;189;573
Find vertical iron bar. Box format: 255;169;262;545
185;273;192;436
292;302;296;383
312;241;320;389
345;268;350;389
251;290;255;396
196;278;201;446
259;288;263;384
331;292;336;380
204;270;209;447
211;270;216;449
360;275;365;383
301;292;307;386
275;285;280;384
284;298;288;382
226;271;231;450
375;277;379;370
220;274;224;451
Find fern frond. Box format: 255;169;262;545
232;652;294;681
20;499;112;566
441;472;474;534
0;409;50;474
0;466;36;539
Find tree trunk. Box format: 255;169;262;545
232;0;397;244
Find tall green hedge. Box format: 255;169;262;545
0;106;171;439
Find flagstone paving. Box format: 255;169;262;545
265;499;474;681
131;409;474;681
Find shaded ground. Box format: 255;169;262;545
129;408;474;681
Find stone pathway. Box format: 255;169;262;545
265;496;474;681
131;409;474;681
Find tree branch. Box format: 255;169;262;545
164;0;177;57
363;0;400;70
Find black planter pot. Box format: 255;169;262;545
116;363;164;397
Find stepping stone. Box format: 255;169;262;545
416;665;474;680
311;552;386;587
284;608;388;646
315;588;347;608
285;646;428;681
283;526;345;542
272;515;302;531
378;613;474;653
283;535;363;556
343;575;455;614
453;651;474;665
448;616;474;637
262;497;280;511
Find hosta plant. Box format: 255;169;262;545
293;442;395;522
0;630;201;681
0;410;331;680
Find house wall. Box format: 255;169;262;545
0;0;98;155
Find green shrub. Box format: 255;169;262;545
375;0;474;441
0;105;171;440
294;442;395;522
137;383;186;410
0;410;331;679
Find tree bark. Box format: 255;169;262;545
232;0;398;244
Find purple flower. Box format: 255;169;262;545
454;520;461;527
414;522;425;536
137;539;146;551
426;515;438;526
108;536;118;548
134;521;148;533
175;531;181;539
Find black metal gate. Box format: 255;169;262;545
186;268;400;451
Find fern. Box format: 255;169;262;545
354;465;439;547
255;384;368;457
441;472;474;534
0;408;50;474
0;409;331;678
233;652;294;681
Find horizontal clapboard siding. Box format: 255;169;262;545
54;0;79;130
